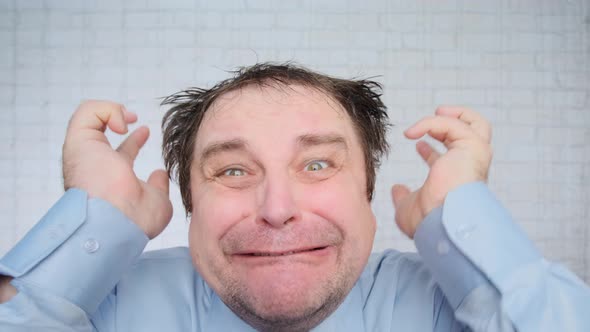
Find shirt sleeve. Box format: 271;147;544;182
0;189;149;331
414;181;590;332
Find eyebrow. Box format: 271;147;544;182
296;133;348;151
198;133;348;166
199;138;248;167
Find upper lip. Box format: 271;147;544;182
233;245;329;256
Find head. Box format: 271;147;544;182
162;63;390;331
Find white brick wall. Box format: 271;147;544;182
0;0;588;282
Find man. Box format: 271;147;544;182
0;63;588;331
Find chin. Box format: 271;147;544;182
228;279;349;332
218;261;357;332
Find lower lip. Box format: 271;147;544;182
233;246;334;263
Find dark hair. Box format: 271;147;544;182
161;62;390;214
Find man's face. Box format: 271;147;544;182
188;84;376;328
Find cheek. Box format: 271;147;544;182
189;184;256;259
301;171;376;241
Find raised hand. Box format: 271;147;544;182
62;100;173;239
391;106;493;238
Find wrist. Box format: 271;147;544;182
0;276;17;304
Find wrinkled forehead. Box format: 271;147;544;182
207;83;345;120
194;84;358;147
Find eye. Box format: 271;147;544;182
223;168;246;177
304;160;329;172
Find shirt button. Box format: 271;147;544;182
437;240;450;255
83;239;100;253
455;224;477;240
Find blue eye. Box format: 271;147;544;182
223;168;246;176
305;161;329;172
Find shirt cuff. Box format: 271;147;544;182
414;205;490;309
415;182;542;308
441;182;542;293
0;189;149;315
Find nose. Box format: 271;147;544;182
257;173;301;228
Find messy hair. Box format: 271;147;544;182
161;62;390;214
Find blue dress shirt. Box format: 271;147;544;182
0;182;589;331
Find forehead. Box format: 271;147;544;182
194;84;359;150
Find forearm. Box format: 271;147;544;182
415;182;590;331
0;189;148;331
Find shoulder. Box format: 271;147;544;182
365;249;428;277
359;249;439;301
126;246;197;278
120;246;204;289
115;246;214;304
136;246;193;262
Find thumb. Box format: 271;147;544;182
391;184;422;238
147;169;170;195
139;169;173;239
391;184;411;209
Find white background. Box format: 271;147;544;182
0;0;588;283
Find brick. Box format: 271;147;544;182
124;29;161;47
379;14;431;32
0;12;14;29
45;48;84;66
460;1;498;13
45;0;87;9
540;15;584;32
159;11;196;29
434;89;487;106
537;91;586;108
383;51;430;68
493;125;536;144
501;14;536;32
536;53;587;71
196;0;245;10
147;0;196;9
536;127;588;145
0;46;13;67
159;29;197;48
85;66;126;85
125;12;160;28
402;33;455;50
0;30;14;45
432;51;483;68
84;12;124;29
498;89;536;106
46;29;85;47
16;10;45;28
15;0;44;9
194;12;224;28
47;10;84;29
0;0;14;9
46;66;82;84
224;12;275;28
0;85;13;105
93;29;126;47
457;33;501;51
457;69;500;88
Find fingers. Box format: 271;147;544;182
404;115;475;148
435;106;492;143
68;100;136;135
416;140;440;167
116;126;150;162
